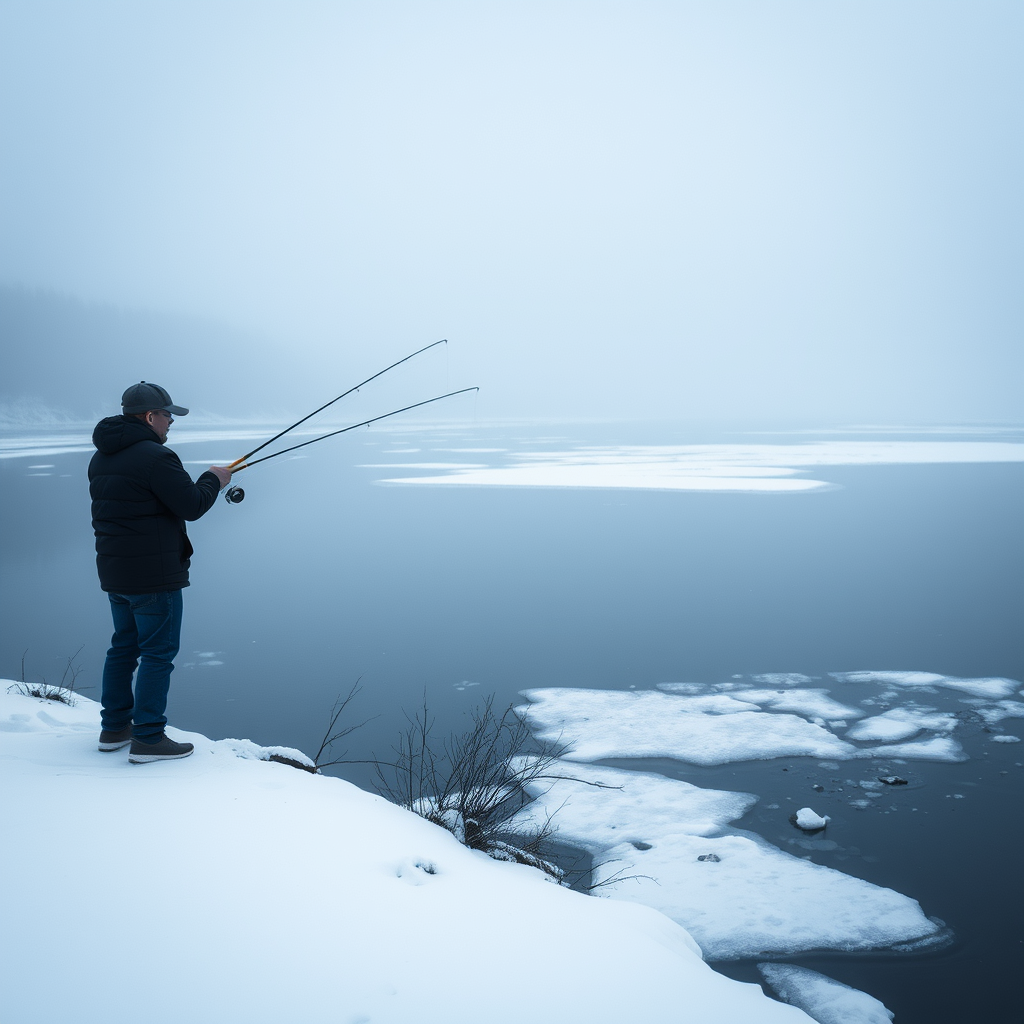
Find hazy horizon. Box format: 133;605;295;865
1;2;1021;425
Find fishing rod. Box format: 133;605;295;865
222;386;479;503
226;338;447;470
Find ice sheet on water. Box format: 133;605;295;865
727;688;863;722
518;689;857;765
845;707;957;742
511;761;942;960
862;736;965;762
655;683;863;721
758;964;894;1024
752;674;816;686
831;671;1020;699
961;699;1024;725
381;441;1024;494
519;687;965;766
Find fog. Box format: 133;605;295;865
1;1;1021;424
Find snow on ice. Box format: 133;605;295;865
517;686;968;766
658;684;863;722
518;688;857;764
758;964;894;1024
0;688;813;1024
510;761;943;961
794;808;830;830
845;707;957;742
830;671;1019;699
380;441;1024;494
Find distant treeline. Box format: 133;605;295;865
0;285;297;424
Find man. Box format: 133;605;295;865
89;382;232;763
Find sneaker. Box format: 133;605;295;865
128;733;195;764
98;726;133;751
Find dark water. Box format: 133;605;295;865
2;421;1022;1021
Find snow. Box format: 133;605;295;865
845;707;957;742
0;688;814;1024
794;808;830;830
380;441;1024;494
758;964;894;1024
992;734;1021;743
510;761;944;960
831;671;1020;699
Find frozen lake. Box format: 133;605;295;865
2;419;1022;1022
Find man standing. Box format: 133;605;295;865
89;382;232;763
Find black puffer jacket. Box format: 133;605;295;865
89;416;221;593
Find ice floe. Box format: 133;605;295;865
381;441;1024;494
831;671;1019;699
519;688;857;765
794;808;830;830
758;964;894;1024
511;761;944;960
845;707;957;742
659;685;863;723
518;687;966;766
961;699;1024;725
752;673;816;686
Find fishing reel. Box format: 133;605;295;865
224;485;245;504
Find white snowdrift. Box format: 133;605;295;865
0;688;811;1024
511;762;943;961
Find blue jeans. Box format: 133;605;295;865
101;590;184;741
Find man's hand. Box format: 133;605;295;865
208;466;233;490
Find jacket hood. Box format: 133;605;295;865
92;415;164;455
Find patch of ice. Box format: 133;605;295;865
845;708;957;742
511;760;943;960
992;735;1021;744
381;441;1024;493
794;808;829;830
752;674;816;686
831;671;1020;699
863;736;966;762
519;689;857;765
758;964;894;1024
722;688;863;722
963;699;1024;725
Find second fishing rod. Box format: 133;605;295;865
222;341;477;504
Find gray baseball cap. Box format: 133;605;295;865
121;381;189;416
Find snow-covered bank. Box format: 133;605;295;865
0;688;811;1024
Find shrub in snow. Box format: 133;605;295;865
6;649;84;707
376;696;568;883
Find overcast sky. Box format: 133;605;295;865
1;1;1021;424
